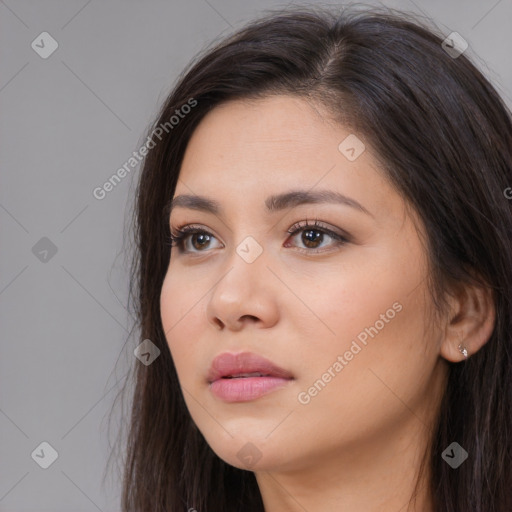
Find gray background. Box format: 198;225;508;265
1;0;511;510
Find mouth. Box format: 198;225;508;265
207;352;294;402
222;372;272;379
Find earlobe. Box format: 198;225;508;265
439;279;496;363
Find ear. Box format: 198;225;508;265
440;277;496;362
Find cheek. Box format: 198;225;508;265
292;262;403;342
160;270;206;380
297;270;432;433
295;247;431;395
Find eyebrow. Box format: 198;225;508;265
167;189;373;218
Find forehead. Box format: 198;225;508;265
179;95;341;180
174;95;404;225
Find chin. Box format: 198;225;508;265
197;423;290;471
212;442;287;472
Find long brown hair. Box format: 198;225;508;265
109;5;512;511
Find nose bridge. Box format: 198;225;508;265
234;232;266;266
217;231;269;296
218;209;270;268
206;231;279;328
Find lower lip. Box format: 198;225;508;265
209;376;292;402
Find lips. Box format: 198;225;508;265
207;352;294;383
207;352;294;402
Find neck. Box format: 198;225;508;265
255;419;435;512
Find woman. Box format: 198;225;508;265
115;5;512;511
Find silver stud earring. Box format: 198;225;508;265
458;343;468;359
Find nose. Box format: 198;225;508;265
205;246;279;331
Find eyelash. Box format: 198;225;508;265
168;218;349;255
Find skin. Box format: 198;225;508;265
160;95;495;512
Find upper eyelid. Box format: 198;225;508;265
170;220;344;237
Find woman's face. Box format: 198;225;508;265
160;95;446;473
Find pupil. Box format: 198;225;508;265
193;233;210;249
303;229;322;248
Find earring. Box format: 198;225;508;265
458;342;468;359
457;332;468;359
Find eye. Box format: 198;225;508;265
169;219;349;255
169;224;222;253
284;218;349;254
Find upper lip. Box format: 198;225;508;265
207;352;294;382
